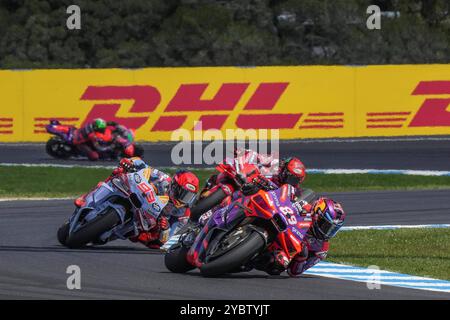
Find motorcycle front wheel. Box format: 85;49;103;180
57;222;70;246
199;228;266;277
64;209;120;249
164;245;196;273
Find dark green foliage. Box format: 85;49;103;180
0;0;448;68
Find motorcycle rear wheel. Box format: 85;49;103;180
164;245;196;273
200;229;265;277
46;137;72;159
65;209;120;249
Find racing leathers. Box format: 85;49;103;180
73;121;115;160
108;122;135;157
198;187;328;277
256;197;329;277
75;157;191;249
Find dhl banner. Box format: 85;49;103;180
1;65;450;142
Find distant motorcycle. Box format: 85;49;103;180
45;120;144;160
164;186;316;276
57;168;168;248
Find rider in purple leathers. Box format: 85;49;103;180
197;188;346;277
286;198;346;277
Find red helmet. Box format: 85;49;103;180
279;157;306;187
169;170;199;208
311;198;346;240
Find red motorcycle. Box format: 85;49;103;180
190;150;268;221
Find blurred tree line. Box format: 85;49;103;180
0;0;449;69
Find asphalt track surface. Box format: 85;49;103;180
1;190;449;299
1;138;449;299
1;137;450;170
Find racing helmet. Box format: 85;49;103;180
279;157;306;187
311;198;346;240
93;118;107;133
169;170;199;208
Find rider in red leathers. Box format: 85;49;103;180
74;157;199;249
108;121;136;158
72;118;114;161
189;150;307;223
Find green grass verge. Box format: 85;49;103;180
2;165;450;198
327;228;450;281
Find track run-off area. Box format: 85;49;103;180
0;137;450;299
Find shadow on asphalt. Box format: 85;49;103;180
159;270;294;280
0;245;163;255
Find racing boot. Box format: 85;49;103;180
253;249;290;276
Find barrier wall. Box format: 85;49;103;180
1;65;450;142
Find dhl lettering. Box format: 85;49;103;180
194;115;229;130
80;82;293;131
151;116;187;131
244;83;289;110
166;83;249;111
80;86;161;130
410;81;450;127
236;114;302;129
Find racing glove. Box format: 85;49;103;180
119;158;135;172
157;215;170;245
253;175;277;191
241;183;259;196
158;215;169;231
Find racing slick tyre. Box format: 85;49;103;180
164;245;195;273
57;222;70;246
65;209;120;249
200;230;266;277
190;188;227;222
46;137;72;159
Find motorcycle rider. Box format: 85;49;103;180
254;196;346;277
189;150;306;223
231;148;306;190
74;157;199;249
107;121;136;158
72;118;115;161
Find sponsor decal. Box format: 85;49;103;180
79;82;297;132
5;66;450;142
221;184;233;195
297;221;312;229
133;173;141;184
291;227;304;240
0;118;14;135
409;81;450;127
185;183;196;192
151;202;161;212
